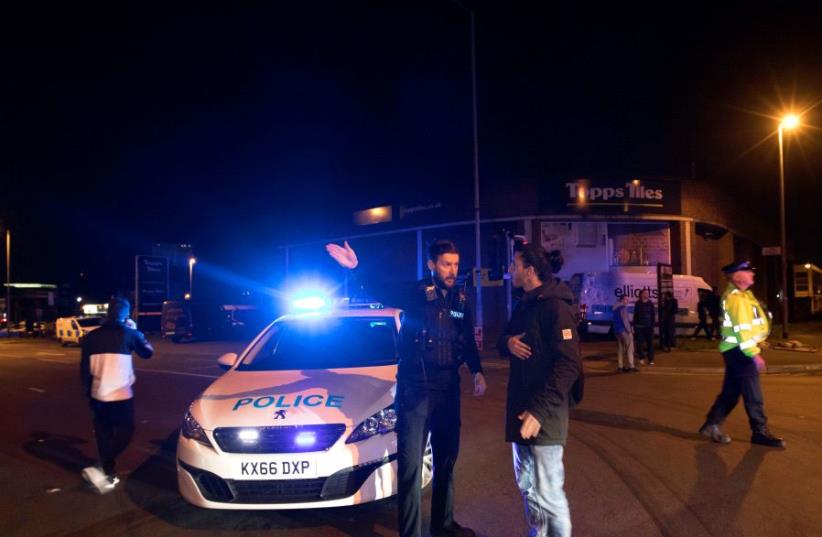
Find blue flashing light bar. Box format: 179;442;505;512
292;296;328;311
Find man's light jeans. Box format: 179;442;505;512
513;443;571;537
616;331;635;369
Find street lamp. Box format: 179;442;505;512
451;0;484;343
777;114;800;338
188;257;197;299
2;227;9;336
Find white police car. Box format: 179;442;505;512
177;294;433;509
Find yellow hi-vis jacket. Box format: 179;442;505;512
718;283;770;357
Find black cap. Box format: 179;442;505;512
721;260;755;274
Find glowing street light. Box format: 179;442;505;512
781;114;800;130
777;113;800;338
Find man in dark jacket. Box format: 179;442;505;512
498;242;581;537
633;289;656;365
327;240;485;537
80;298;153;494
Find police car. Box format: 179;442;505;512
55;316;104;345
177;293;433;509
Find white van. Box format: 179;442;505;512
568;269;712;335
55;316;104;345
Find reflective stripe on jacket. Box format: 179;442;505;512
717;283;770;358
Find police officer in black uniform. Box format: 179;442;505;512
327;239;486;537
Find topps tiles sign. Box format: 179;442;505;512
541;179;681;215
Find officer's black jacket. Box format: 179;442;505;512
349;271;482;389
498;279;582;445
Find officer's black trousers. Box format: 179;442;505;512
396;377;461;537
90;398;135;476
705;347;768;432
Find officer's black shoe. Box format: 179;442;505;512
751;430;786;448
431;521;475;537
699;423;731;444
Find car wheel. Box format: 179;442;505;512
420;433;433;489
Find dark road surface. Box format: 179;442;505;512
2;337;821;537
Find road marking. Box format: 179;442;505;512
36;358;73;365
188;364;219;371
36;352;67;356
137;368;219;379
28;387;46;393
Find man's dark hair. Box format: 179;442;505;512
514;242;563;281
428;239;459;262
108;297;131;323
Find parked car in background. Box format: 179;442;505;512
162;301;270;343
55;316;104;345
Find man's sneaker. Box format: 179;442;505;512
628;367;640;373
648;361;655;366
639;359;647;365
81;465;107;489
431;521;476;537
751;430;786;448
96;475;120;495
699;423;731;444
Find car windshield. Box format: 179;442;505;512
237;316;398;371
77;317;103;327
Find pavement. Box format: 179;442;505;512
482;320;822;375
3;333;822;536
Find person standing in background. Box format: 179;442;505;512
633;290;656;365
613;295;638;372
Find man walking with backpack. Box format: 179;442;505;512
498;242;582;537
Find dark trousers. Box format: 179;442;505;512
634;327;655;362
661;320;676;348
396;377;461;537
705;348;768;432
710;317;721;339
90;398;135;476
692;318;711;339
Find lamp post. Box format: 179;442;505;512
188;257;197;299
4;228;9;337
777;114;799;339
451;0;483;343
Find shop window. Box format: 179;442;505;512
609;223;671;267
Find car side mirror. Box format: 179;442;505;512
217;352;238;371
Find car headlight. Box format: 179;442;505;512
346;404;397;444
182;409;213;448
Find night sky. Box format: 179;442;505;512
2;2;821;299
